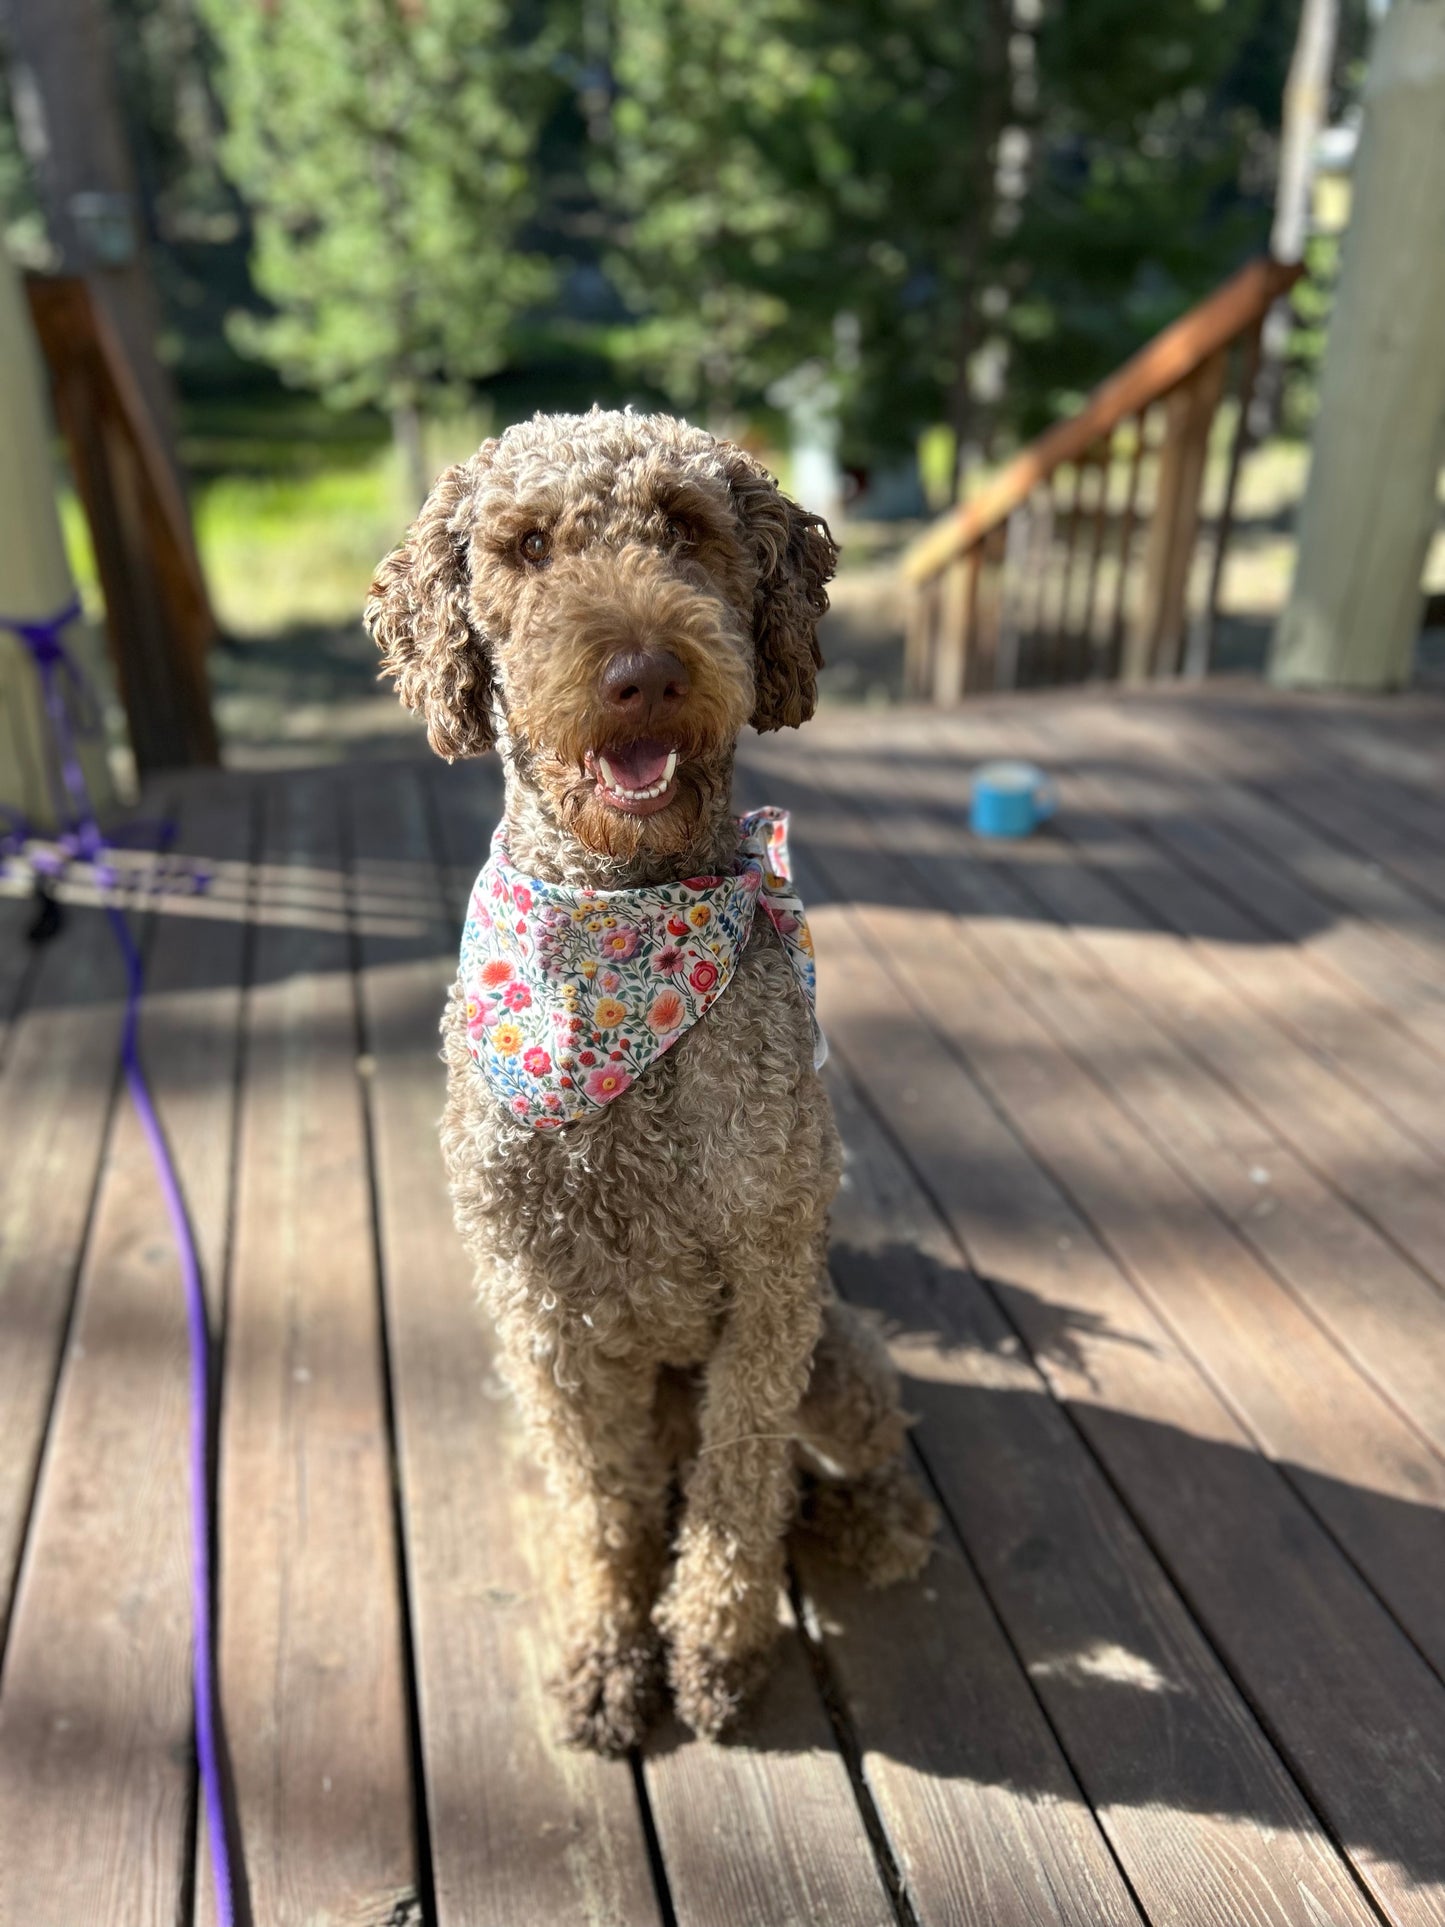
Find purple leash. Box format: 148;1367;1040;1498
1;602;239;1926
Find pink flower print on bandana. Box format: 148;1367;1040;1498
458;807;826;1129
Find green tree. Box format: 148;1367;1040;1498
814;0;1296;468
200;0;556;503
595;0;823;427
597;0;1298;487
595;0;1003;444
999;0;1294;435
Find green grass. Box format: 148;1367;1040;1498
195;455;399;636
178;392;391;482
175;397;512;635
56;460;398;641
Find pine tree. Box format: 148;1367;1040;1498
597;0;1294;477
201;0;557;503
595;0;824;428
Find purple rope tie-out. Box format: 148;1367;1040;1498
107;903;235;1927
1;602;237;1926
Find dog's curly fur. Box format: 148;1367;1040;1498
367;408;936;1752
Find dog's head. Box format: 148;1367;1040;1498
365;408;836;861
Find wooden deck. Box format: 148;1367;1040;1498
2;682;1444;1927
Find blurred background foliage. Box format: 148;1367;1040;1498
0;0;1381;736
2;0;1374;473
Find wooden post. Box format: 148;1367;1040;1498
1186;321;1265;680
995;508;1033;689
1077;444;1112;675
932;553;978;706
1125;351;1228;681
0;241;118;828
1107;409;1152;677
904;580;936;700
1271;0;1445;691
969;527;1007;694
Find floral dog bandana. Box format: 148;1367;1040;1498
459;807;826;1130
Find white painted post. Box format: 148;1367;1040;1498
1270;0;1445;690
0;241;118;826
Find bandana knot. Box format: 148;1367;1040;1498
459;807;826;1129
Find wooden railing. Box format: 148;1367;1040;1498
26;275;218;770
902;256;1303;703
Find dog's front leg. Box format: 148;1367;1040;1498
657;1249;823;1738
503;1335;669;1754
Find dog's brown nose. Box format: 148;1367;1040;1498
599;648;690;721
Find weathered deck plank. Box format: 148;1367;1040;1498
1164;685;1445;839
792;739;1445;1667
0;891;37;1073
640;1633;899;1927
1043;767;1445;1282
1117;694;1445;946
814;1069;1383;1927
0;781;251;1927
0;895;128;1644
728;773;1381;1927
1259;772;1445;920
747;738;1445;1924
930;792;1445;1458
3;685;1443;1927
199;772;416;1926
1291;696;1445;791
1090;697;1445;965
912;700;1445;1286
1030;702;1445;1154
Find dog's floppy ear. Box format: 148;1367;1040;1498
365;454;497;759
722;445;837;733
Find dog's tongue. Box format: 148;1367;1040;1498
602;740;672;791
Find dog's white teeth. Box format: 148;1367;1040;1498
594;756;675;802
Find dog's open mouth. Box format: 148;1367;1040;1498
585;740;679;816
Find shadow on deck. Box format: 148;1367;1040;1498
1;679;1443;1926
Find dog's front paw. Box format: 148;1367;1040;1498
551;1630;664;1756
667;1639;772;1741
655;1526;785;1739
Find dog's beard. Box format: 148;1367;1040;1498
496;723;742;887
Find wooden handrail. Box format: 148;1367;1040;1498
84;290;212;608
26;274;218;769
904;255;1302;584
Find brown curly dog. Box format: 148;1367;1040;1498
367;407;935;1753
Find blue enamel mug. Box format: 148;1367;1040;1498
969;760;1057;838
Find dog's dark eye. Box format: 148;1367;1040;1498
664;517;691;547
520;528;550;566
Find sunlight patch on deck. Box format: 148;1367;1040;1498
1029;1639;1181;1697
